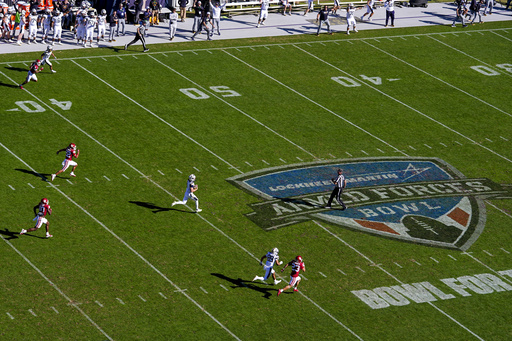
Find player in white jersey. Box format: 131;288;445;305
168;7;178;40
52;9;63;45
27;10;39;44
85;13;96;47
361;0;375;21
16;10;27;45
41;9;52;43
252;248;282;285
76;12;87;44
346;3;361;35
172;174;202;212
97;9;107;42
40;45;57;73
257;0;269;27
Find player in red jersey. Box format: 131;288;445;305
51;143;80;181
19;59;42;89
277;255;306;296
20;198;53;238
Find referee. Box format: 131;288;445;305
325;168;347;210
125;20;149;52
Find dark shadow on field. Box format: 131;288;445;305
15;169;49;181
0;81;20;88
5;66;26;73
0;229;19;240
422;11;455;20
211;273;277;299
129;201;196;214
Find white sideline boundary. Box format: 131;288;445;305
292;44;512;164
312;221;485;341
0;142;241;341
147;55;318;159
0;223;112;340
0;72;364;340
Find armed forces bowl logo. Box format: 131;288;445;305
227;157;512;251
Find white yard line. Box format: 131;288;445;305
68;62;242;173
147;55;317;159
0;142;241;341
312;220;484;341
428;36;512;77
0;226;112;339
361;40;512;118
224;49;407;157
292;45;512;164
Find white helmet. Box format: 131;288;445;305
189;174;196;182
31;9;37;15
47;45;53;51
272;247;279;255
101;9;106;15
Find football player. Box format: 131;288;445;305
19;59;42;89
51;8;63;45
51;143;80;181
40;45;57;73
41;8;52;44
97;9;107;43
277;255;306;296
27;9;39;45
172;174;202;212
20;198;53;238
252;248;282;285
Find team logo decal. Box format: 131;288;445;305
227;157;512;250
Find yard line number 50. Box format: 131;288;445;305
180;86;241;100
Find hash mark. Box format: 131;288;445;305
261;160;269;165
319;272;327;278
28;309;37;317
337;269;346;275
27;183;35;189
411;259;422;266
485;138;493;143
103;175;111;181
220;284;229;291
500;248;510;254
439;142;448;147
138;295;147;302
157;170;165;176
210;165;218;170
355;266;365;273
296;157;303;161
117;56;123;60
377;148;385;154
85;177;92;183
329;153;336;158
66;179;73;185
177;52;182;56
174;288;188;293
424;144;432;149
122;174;130;179
8;185;15;190
347;40;354;44
245;161;253;167
175;168;182;174
408;145;416;150
394;262;402;268
346;151;353;157
95;301;103;307
483;250;494;257
51;306;59;314
207;50;213;54
200;287;208;294
192;51;198;55
301;275;308;280
430;257;439;263
163;53;168;57
86;59;92;63
448;255;457;261
159;292;168;299
500;136;509;141
454;141;463;146
6;312;14;320
361;150;369;155
132;55;138;59
101;57;107;61
401;37;407;40
278;45;285;49
116;298;125;305
193;167;200;172
279;158;286;163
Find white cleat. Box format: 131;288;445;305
51;174;56;181
46;233;53;238
51;70;56;73
252;275;258;282
274;280;282;285
171;201;177;207
70;172;76;177
195;208;202;213
20;229;27;235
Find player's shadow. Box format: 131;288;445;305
0;81;19;88
15;169;49;181
129;201;172;213
0;229;19;240
211;273;277;299
5;66;26;73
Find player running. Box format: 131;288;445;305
19;59;42;89
277;255;306;296
40;45;57;73
252;248;282;285
20;198;53;238
51;143;80;181
172;174;202;212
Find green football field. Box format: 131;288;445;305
1;21;512;340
